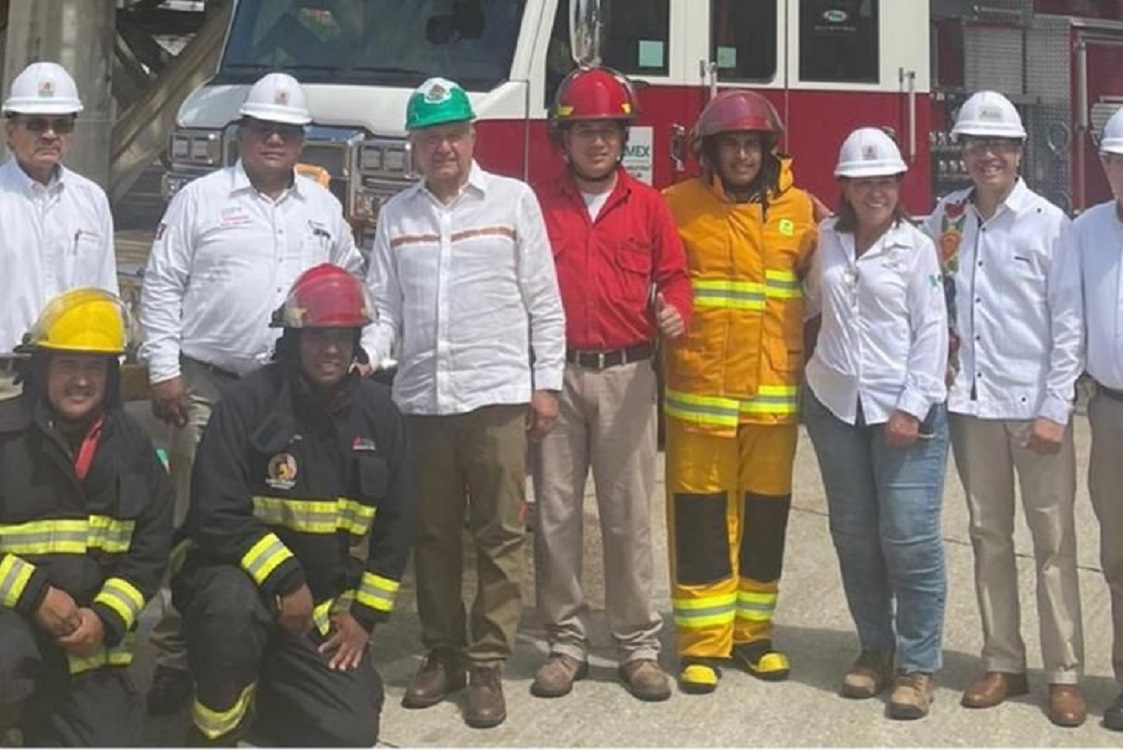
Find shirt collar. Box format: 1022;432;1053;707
5;155;65;194
230;159;302;201
970;177;1031;217
410;159;487;204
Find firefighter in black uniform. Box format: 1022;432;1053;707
174;263;415;746
0;288;174;746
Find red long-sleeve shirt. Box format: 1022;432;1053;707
536;169;693;350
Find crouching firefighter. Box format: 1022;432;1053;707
0;288;174;746
172;264;415;746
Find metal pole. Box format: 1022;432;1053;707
2;0;115;188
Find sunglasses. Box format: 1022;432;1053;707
961;137;1020;155
243;120;304;142
14;116;76;134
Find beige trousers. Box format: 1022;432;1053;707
151;357;240;670
1087;391;1123;687
949;414;1083;683
530;360;662;664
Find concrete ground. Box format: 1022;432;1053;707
130;412;1121;748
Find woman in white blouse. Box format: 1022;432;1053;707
803;128;949;720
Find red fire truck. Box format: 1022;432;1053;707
164;0;1123;236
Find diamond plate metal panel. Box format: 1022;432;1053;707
964;25;1025;93
1026;14;1075;213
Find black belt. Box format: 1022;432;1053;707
182;355;241;381
565;342;654;370
1097;382;1123;403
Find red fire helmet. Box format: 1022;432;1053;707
552;66;639;124
272;263;372;329
692;90;784;153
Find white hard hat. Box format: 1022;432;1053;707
835;127;907;178
952;91;1026;140
238;72;312;125
1100;107;1123;156
3;61;83;115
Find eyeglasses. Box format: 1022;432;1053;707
961;137;1021;155
242;121;304;142
16;116;75;134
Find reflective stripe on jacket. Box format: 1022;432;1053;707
662;159;817;434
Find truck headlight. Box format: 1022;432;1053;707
359;140;413;178
169;130;222;167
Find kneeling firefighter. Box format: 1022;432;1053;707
0;288;174;745
173;264;415;746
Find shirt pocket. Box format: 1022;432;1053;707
300;220;335;261
612;238;654;304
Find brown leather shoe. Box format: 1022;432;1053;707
402;650;467;709
531;654;588;698
888;672;934;720
465;665;506;729
841;650;895;699
1048;684;1087;727
960;671;1029;708
618;659;672;702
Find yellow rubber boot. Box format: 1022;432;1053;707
732;640;790;682
679;660;721;694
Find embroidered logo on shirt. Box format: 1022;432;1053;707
154;223;167;241
265;453;298;490
352;437;378;452
220;207;252;226
778;218;795;236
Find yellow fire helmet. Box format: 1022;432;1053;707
23;287;129;355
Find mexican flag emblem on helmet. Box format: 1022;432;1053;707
406;77;475;131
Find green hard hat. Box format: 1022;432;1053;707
406;77;475;131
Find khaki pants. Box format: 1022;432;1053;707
409;404;528;667
1088;391;1123;687
530;361;661;664
151;357;240;671
950;414;1083;683
0;371;21;401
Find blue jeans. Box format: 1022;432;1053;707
803;388;949;673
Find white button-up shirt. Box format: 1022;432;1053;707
924;179;1081;423
367;161;565;416
1071;200;1123;389
805;219;948;425
0;157;117;353
139;161;364;383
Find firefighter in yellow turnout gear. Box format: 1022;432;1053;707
662;91;816;693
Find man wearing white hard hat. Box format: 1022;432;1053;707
0;61;117;401
804;128;949;720
139;70;367;715
924;91;1085;726
1068;106;1123;732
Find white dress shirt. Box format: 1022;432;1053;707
367;161;565;416
805;218;948;425
0;157;117;353
1072;200;1123;389
139;161;364;383
924;180;1081;423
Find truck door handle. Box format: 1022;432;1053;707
670;123;686;173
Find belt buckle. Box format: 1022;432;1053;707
597;351;606;369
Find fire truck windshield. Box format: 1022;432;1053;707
216;0;526;90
